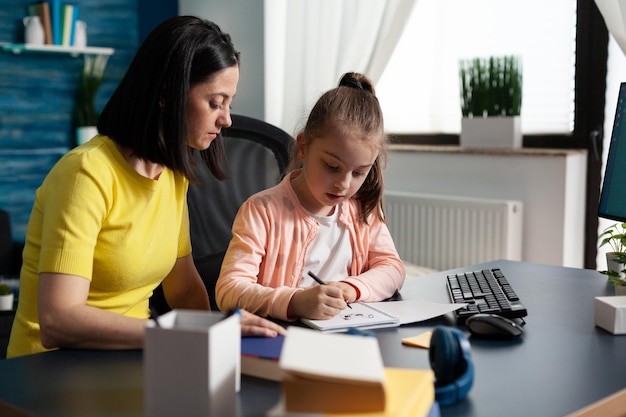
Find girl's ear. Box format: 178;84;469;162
295;133;307;161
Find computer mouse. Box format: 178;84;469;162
465;313;524;340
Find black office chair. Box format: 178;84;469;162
0;209;23;278
150;115;294;313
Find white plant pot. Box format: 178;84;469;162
606;252;626;279
615;285;626;296
0;293;14;311
460;116;522;149
76;126;98;146
605;253;626;294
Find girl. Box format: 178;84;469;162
216;72;405;321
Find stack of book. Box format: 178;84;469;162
267;327;437;417
27;1;80;46
241;334;285;382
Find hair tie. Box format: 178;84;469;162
341;77;363;90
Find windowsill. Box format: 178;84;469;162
388;144;588;157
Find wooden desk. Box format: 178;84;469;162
0;260;625;417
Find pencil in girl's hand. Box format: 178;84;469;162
307;271;326;286
307;271;352;309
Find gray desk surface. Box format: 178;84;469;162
0;259;625;417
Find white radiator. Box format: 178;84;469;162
383;191;523;271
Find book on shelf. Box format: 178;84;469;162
48;1;78;46
60;4;78;46
267;367;437;417
301;299;467;333
51;0;61;45
241;334;285;382
279;327;387;413
28;2;52;45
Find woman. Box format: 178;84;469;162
7;16;284;358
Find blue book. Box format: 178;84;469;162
69;5;79;46
51;0;61;45
241;334;284;381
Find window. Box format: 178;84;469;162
377;0;577;135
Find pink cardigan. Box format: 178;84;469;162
215;171;406;321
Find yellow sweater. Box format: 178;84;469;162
7;135;190;357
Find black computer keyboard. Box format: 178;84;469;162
446;268;528;324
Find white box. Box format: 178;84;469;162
461;116;522;148
144;309;240;417
594;296;626;335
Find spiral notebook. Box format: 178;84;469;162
300;301;400;332
300;299;468;333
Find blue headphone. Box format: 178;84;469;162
429;326;474;406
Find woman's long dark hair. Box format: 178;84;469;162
97;16;240;181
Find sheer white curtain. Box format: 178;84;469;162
377;0;577;134
264;0;418;135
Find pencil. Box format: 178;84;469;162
307;271;326;286
307;271;352;309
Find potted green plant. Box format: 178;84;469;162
459;55;523;148
598;222;626;294
0;283;14;311
74;54;109;146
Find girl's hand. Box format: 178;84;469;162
327;281;358;304
288;285;348;320
239;309;286;337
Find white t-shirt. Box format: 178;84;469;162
300;205;352;287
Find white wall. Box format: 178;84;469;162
384;147;588;268
179;0;265;119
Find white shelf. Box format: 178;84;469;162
1;43;114;57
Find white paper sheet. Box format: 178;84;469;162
365;299;467;325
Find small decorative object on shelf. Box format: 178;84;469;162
74;20;87;48
27;1;52;45
75;54;109;145
459;55;523;148
598;222;626;294
23;15;45;45
2;2;114;57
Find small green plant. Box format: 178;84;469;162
598;222;626;285
74;54;109;127
459;55;522;118
0;283;11;296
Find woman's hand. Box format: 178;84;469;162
239;309;286;337
38;272;147;350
